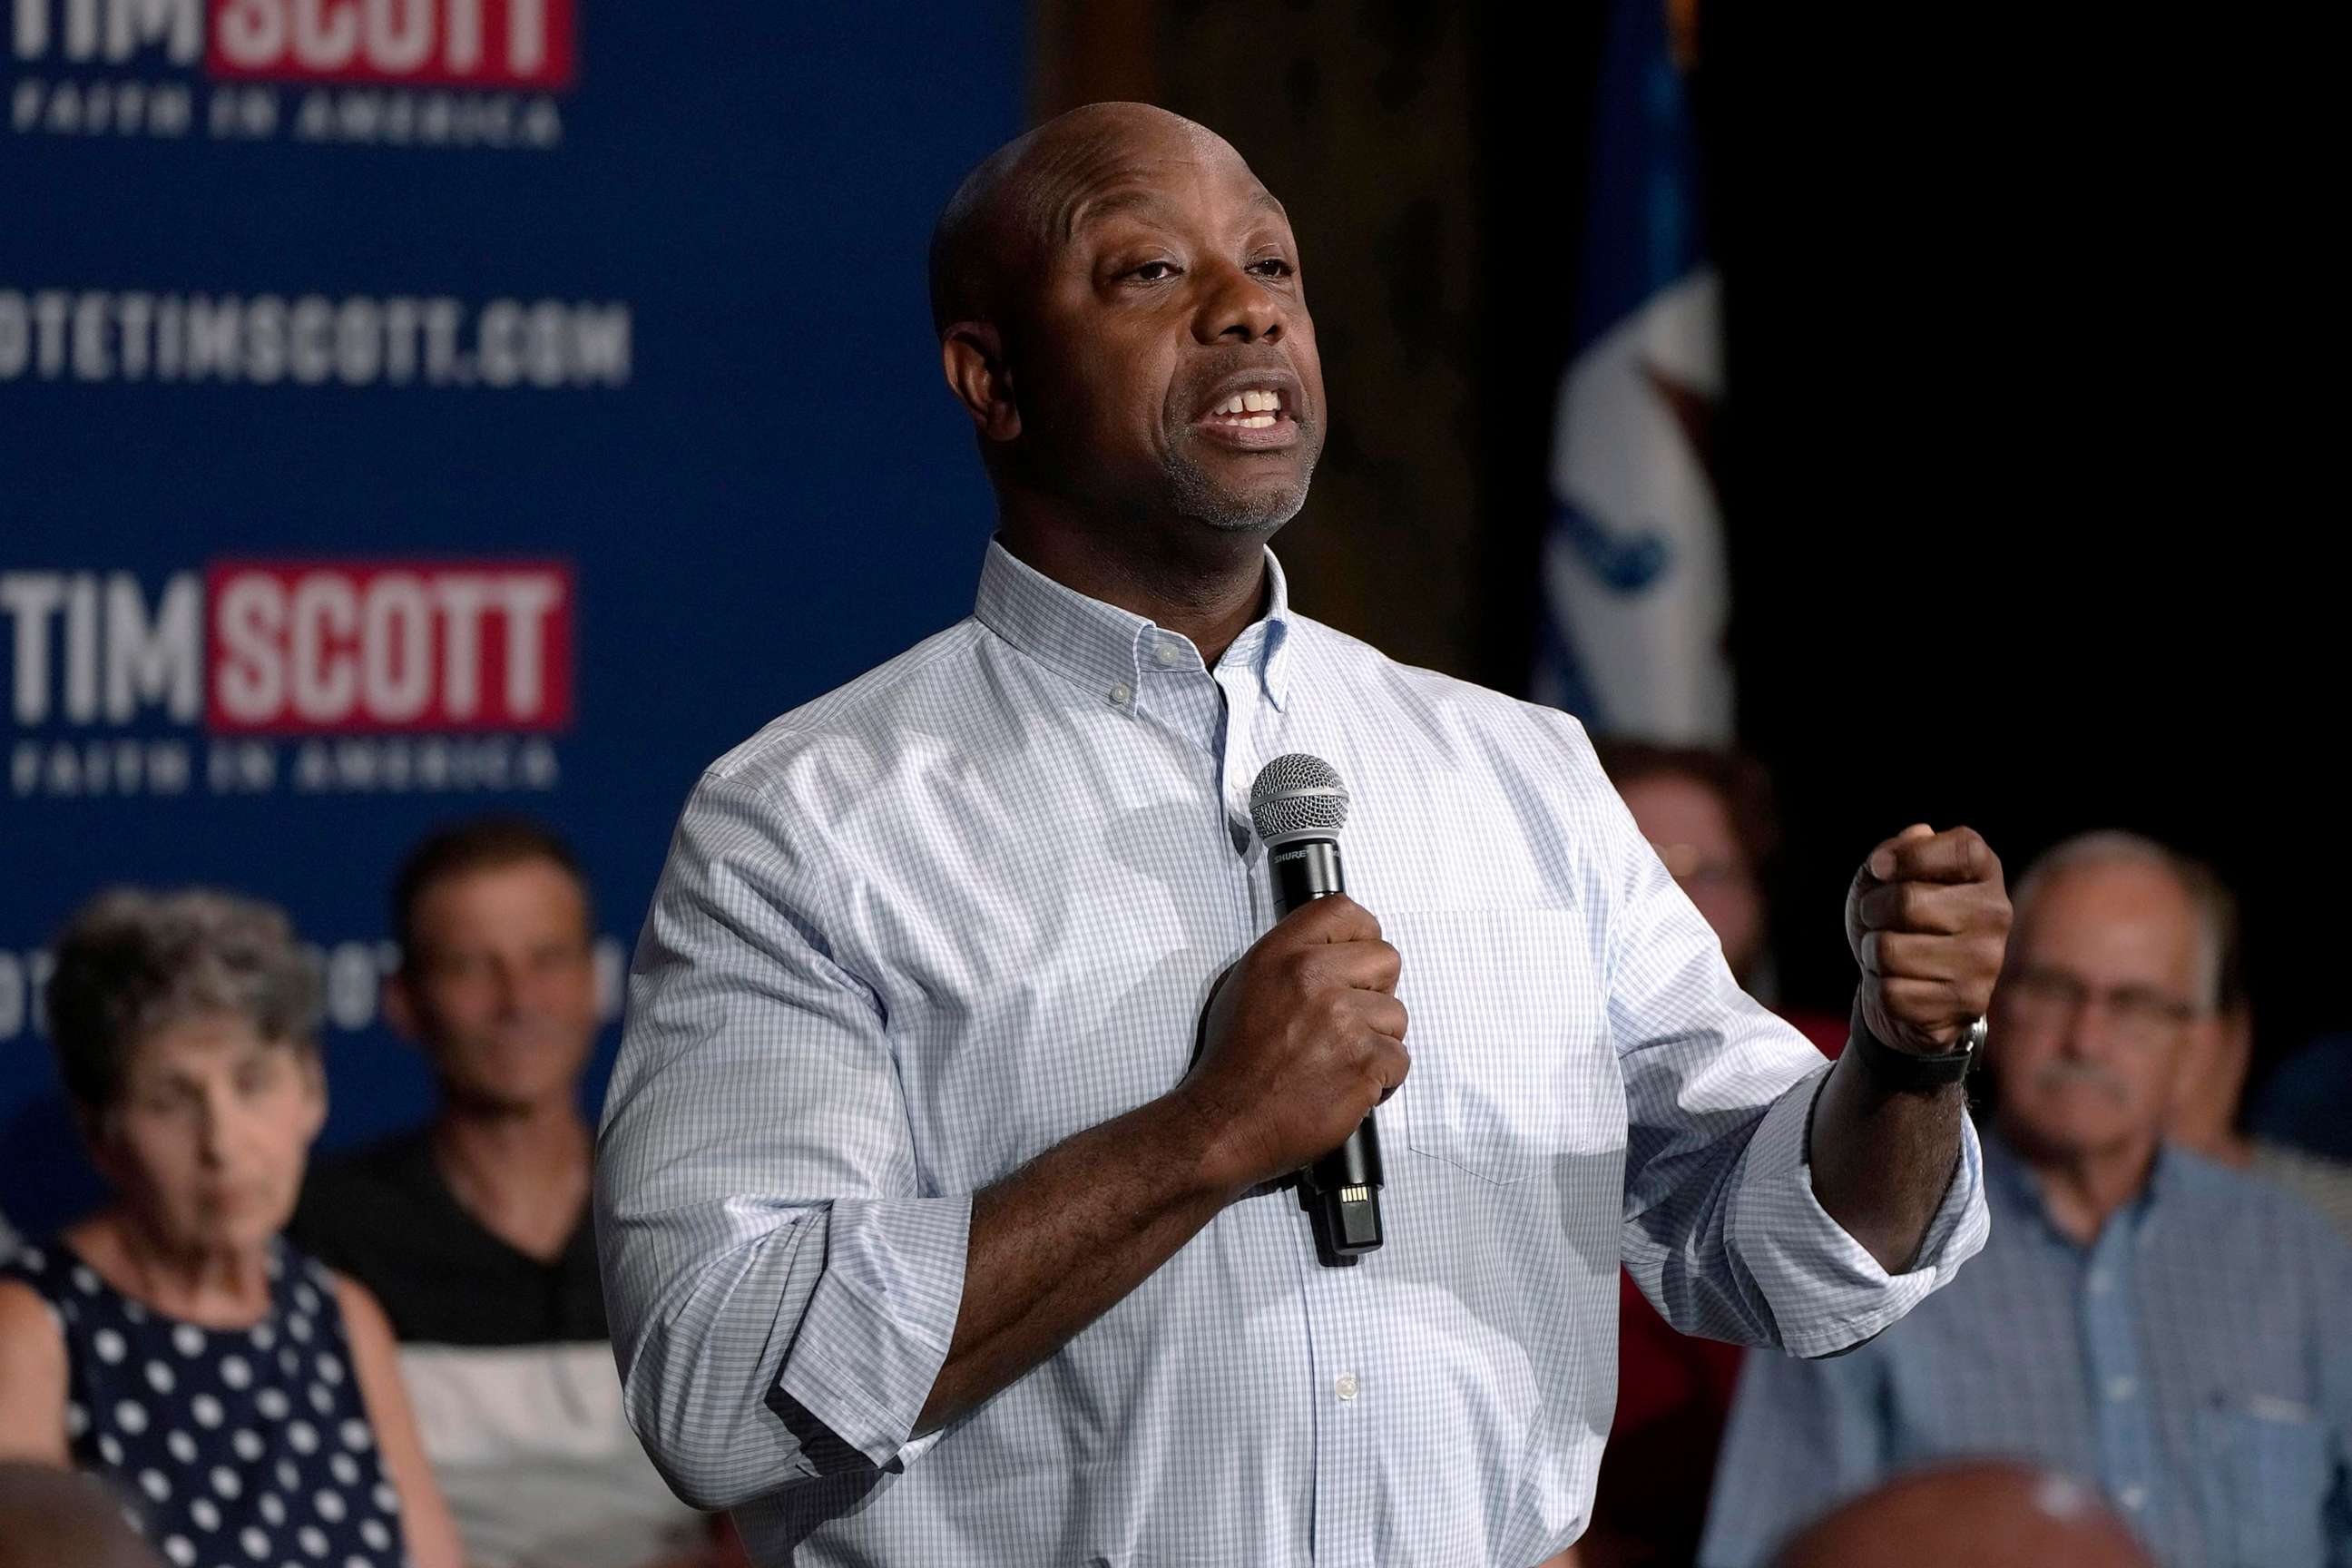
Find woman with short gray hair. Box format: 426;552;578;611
0;888;461;1568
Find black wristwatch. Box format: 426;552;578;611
1849;1003;1984;1092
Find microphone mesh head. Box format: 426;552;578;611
1250;753;1350;843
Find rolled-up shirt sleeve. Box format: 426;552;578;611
594;769;972;1512
1596;761;1987;1359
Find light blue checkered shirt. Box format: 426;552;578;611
594;540;1989;1566
1701;1133;2352;1568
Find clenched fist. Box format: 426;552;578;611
1846;824;2012;1054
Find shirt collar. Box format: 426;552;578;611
973;537;1295;713
1983;1125;2183;1245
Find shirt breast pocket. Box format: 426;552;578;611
1381;907;1616;1186
2195;1397;2332;1567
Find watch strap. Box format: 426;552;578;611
1849;1005;1978;1092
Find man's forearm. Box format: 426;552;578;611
1816;820;2006;1273
913;1089;1242;1436
1805;1037;1966;1274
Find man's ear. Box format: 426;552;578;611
381;971;419;1045
940;321;1021;443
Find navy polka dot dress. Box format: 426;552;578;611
3;1235;409;1568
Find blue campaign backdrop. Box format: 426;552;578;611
1;2;1024;1232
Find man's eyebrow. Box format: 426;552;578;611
1062;182;1291;240
1063;187;1170;240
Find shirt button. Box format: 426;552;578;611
2119;1485;2148;1511
1108;682;1132;707
2106;1376;2138;1401
1153;642;1183;667
1334;1373;1359;1403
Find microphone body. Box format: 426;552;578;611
1253;756;1385;1267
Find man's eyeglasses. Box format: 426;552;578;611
2000;965;2200;1046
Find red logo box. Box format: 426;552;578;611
206;560;573;734
205;0;576;91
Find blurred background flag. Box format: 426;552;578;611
1536;0;1732;743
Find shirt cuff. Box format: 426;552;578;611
1729;1061;1990;1359
771;1194;973;1475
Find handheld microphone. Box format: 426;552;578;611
1249;753;1385;1268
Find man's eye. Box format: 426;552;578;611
1250;258;1294;278
1129;260;1179;282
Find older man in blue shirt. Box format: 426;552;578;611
1702;833;2352;1568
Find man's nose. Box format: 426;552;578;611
1191;260;1283;345
2054;1000;2121;1060
487;956;529;1015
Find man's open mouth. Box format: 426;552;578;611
1204;387;1286;429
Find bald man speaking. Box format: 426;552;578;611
596;104;2009;1566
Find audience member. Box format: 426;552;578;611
1700;832;2352;1567
1592;741;1846;1050
0;1459;163;1568
289;817;719;1568
1769;1462;2150;1568
0;888;463;1568
1582;741;1837;1568
2164;875;2352;1244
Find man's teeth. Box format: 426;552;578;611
1211;389;1284;426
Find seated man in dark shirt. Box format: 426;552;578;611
291;816;717;1568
